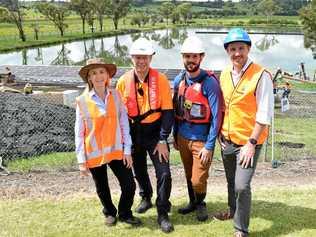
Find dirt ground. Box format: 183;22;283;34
1;159;315;200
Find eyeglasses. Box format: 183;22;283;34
137;83;144;96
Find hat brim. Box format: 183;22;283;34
224;41;251;49
79;63;117;82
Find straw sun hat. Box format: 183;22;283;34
79;58;117;82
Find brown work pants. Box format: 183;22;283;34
177;134;211;194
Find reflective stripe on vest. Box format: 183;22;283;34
123;68;160;118
220;63;269;145
76;89;123;168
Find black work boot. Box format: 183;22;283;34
178;202;196;214
158;213;174;233
195;193;208;222
118;215;142;226
135;197;153;214
178;181;196;214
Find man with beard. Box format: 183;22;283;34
116;38;174;233
173;36;223;222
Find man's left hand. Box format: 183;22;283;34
154;143;169;163
239;142;256;168
198;147;213;166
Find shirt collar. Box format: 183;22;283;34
88;88;109;98
134;70;149;83
232;58;252;77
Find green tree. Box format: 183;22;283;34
171;7;180;24
159;2;175;25
107;0;131;30
130;12;142;27
87;9;95;33
257;0;281;23
0;0;26;41
71;0;93;34
299;0;316;56
0;7;10;22
178;3;192;24
36;3;69;37
90;0;110;32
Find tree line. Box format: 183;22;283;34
0;0;314;43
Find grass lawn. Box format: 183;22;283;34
0;187;315;237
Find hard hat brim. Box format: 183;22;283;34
224;40;251;49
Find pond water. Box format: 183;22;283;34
0;27;315;77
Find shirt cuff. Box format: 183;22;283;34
204;142;215;151
124;145;131;155
256;110;272;125
76;152;86;164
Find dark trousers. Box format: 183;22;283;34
132;140;172;215
89;160;136;219
221;140;262;234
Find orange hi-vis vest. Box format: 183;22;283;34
220;63;269;145
76;89;123;168
123;68;161;123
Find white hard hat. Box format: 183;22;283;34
181;36;205;54
130;37;155;55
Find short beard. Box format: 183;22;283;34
184;63;200;73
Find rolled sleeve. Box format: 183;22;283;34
256;71;274;125
118;93;132;155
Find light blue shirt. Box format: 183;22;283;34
75;88;132;164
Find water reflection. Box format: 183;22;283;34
255;35;279;52
130;28;188;50
34;48;43;64
51;44;74;65
22;49;27;65
72;37;132;67
158;29;175;49
0;28;315;76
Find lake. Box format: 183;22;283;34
0;27;315;77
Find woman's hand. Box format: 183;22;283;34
123;154;133;169
79;164;90;176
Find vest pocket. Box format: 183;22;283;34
189;103;206;120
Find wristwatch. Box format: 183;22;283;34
158;140;167;144
248;138;258;145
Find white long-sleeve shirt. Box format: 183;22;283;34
231;59;274;125
75;89;132;164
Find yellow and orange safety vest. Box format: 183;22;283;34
76;90;123;168
220;63;270;145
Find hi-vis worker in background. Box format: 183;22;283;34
213;28;274;237
116;38;174;233
173;36;223;222
75;58;142;227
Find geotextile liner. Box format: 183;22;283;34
0;92;75;161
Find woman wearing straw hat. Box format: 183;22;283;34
75;58;142;227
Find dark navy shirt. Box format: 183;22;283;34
173;69;223;150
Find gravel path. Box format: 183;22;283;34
1;160;315;200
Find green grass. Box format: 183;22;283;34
7;152;77;173
0;187;315;237
287;81;316;91
266;117;316;161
